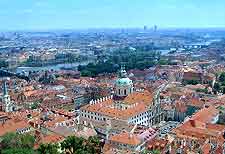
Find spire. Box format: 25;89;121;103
119;64;127;78
3;80;8;96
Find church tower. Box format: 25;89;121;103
115;65;134;97
2;79;12;112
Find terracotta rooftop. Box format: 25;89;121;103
0;118;30;136
173;106;225;144
124;90;153;105
109;132;141;146
191;106;219;123
34;133;64;149
81;90;152;120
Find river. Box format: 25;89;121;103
16;61;93;74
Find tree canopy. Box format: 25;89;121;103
0;133;101;154
37;143;60;154
1;133;35;154
78;49;161;77
61;136;101;154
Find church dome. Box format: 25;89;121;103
115;77;133;87
114;65;134;97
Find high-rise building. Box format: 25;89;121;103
153;25;158;32
144;25;148;31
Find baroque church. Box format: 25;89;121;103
0;79;15;112
80;66;164;126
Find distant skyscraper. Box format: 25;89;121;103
144;25;148;31
153;25;158;32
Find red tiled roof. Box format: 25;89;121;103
109;132;141;146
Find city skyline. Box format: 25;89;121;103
1;0;225;30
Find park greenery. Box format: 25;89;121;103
142;149;161;154
183;79;201;85
0;133;101;154
0;133;35;154
196;88;208;93
0;60;8;68
213;72;225;94
78;49;166;77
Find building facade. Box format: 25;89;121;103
79;66;164;127
0;80;14;112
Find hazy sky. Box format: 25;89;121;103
0;0;225;30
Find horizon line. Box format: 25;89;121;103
1;26;225;33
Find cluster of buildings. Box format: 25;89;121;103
0;32;225;154
0;62;224;153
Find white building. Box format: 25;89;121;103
80;66;164;127
0;80;14;112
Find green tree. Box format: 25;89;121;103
61;136;85;154
79;48;161;77
141;149;160;154
1;132;35;149
60;136;101;154
219;72;225;82
81;70;93;77
158;59;168;65
0;60;8;68
1;132;18;149
1;148;34;154
222;87;225;94
31;101;39;109
37;143;60;154
214;82;221;92
20;133;35;149
85;136;101;154
221;81;225;86
196;88;208;93
1;133;35;154
186;80;200;85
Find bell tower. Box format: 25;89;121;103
2;79;12;112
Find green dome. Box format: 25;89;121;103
115;77;133;86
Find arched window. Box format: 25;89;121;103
124;89;127;95
119;89;121;95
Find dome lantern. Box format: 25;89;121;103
115;65;133;97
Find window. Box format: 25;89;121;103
124;89;127;95
119;89;121;95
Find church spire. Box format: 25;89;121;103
3;80;8;96
119;65;127;78
1;78;12;112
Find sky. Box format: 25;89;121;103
0;0;225;30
